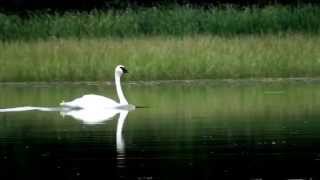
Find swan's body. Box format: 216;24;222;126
60;94;118;109
60;65;133;109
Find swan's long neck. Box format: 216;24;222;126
115;73;128;105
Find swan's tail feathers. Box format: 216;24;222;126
59;100;81;109
60;100;65;106
59;102;83;112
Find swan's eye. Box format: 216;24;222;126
120;67;128;73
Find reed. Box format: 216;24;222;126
0;6;319;41
0;34;319;81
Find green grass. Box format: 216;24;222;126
0;34;319;82
0;6;320;41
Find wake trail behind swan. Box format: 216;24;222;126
0;106;63;112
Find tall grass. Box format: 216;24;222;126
0;34;319;81
0;6;320;41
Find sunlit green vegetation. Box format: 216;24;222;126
0;34;319;81
0;6;319;41
0;6;319;81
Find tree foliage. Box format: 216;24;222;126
0;0;319;11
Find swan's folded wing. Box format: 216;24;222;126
61;94;118;109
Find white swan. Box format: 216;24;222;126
60;65;134;110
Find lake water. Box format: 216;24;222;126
1;80;320;179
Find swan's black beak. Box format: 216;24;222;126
120;67;128;74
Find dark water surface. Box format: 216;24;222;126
1;81;320;179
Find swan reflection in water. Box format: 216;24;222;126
0;106;133;154
61;107;131;153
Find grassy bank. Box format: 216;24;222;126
0;6;320;41
0;34;319;81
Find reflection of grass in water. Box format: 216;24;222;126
1;82;319;120
130;83;320;122
0;34;320;81
0;6;320;41
0;83;319;164
0;82;320;138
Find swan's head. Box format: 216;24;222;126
115;65;128;76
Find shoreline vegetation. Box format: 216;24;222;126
0;35;319;82
1;6;320;41
0;6;319;82
1;77;320;85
